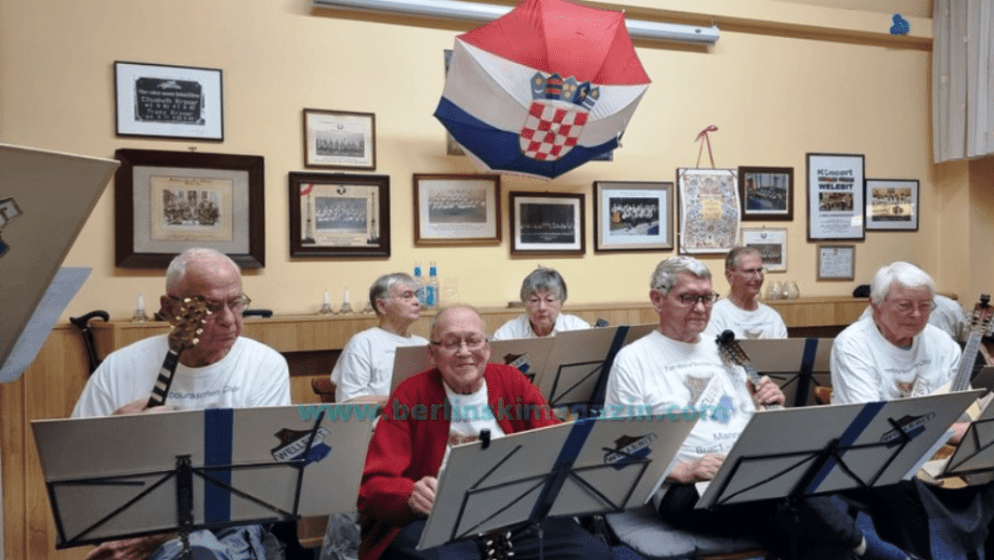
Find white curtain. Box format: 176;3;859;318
933;0;994;162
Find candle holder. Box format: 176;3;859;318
131;292;150;323
318;289;334;315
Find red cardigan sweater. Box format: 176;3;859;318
357;364;558;560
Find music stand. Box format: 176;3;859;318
31;404;374;550
695;390;984;510
737;338;834;407
417;414;695;551
929;395;994;479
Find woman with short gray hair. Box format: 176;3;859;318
492;267;590;339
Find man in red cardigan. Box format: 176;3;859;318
358;306;611;560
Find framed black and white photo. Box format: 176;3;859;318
806;153;865;241
303;109;376;170
593;181;672;252
414;174;501;246
509;192;585;256
288;172;390;258
817;244;856;281
114;149;264;268
865;179;919;231
740;227;787;273
738;166;793;221
114;61;224;141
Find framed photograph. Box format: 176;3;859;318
114;61;223;141
738;166;793;221
740;227;787;273
593;181;673;252
413;174;501;246
816;244;856;281
865;178;919;231
288;172;390;258
303;109;376;170
114;149;264;269
509;192;585;256
677;168;740;254
806;153;865;240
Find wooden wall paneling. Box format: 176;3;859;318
1;374;26;560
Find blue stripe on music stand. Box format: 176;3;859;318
529;418;597;521
804;401;884;494
204;408;234;523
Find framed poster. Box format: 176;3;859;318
593;181;673;252
865;179;919;231
114;61;223;141
817;244;856;281
806;153;865;240
677;168;740;254
303;109;376;170
413;174;501;246
738;166;793;221
509;192;585;256
288;172;390;258
114;149;264;269
740;227;787;273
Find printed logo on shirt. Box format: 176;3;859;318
684;375;711;404
448;433;479;447
604;433;658;470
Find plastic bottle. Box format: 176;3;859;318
414;262;426;309
427;261;439;309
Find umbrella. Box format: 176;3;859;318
434;0;651;179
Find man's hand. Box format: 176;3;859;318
949;421;970;445
749;375;786;408
85;533;173;560
407;476;437;515
668;454;726;483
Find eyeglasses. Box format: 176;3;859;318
888;300;935;316
392;288;422;302
526;295;560;307
674;292;720;307
169;293;251;315
430;337;488;352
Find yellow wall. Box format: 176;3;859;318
3;0;980;321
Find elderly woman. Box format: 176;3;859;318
493;267;590;340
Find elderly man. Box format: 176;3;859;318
358;306;611;560
493;267;589;339
831;262;993;560
605;256;912;560
704;246;787;340
331;273;428;404
73;248;291;560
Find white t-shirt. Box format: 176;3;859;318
604;330;756;464
72;335;291;417
830;315;962;404
704;299;788;340
330;326;428;402
439;380;505;472
492;313;591;340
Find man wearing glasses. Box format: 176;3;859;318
72;247;290;559
705;246;787;340
604;257;911;560
830;261;991;560
331;272;428;404
358;305;611;560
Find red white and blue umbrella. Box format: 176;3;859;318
434;0;651;179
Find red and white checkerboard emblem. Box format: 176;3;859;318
519;100;589;161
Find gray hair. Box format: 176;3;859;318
369;272;417;316
520;267;568;302
650;257;712;294
165;248;240;295
429;305;484;340
870;262;935;303
725;246;762;272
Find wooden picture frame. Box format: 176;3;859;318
303;109;376;170
865;178;919;231
593;181;673;252
114;149;264;268
806;153;865;241
816;244;856;281
413;174;501;246
288;172;390;258
114;61;224;141
509;192;585;256
738;166;793;221
740;227;787;273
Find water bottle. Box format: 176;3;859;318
414;262;426;309
427;261;439;309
